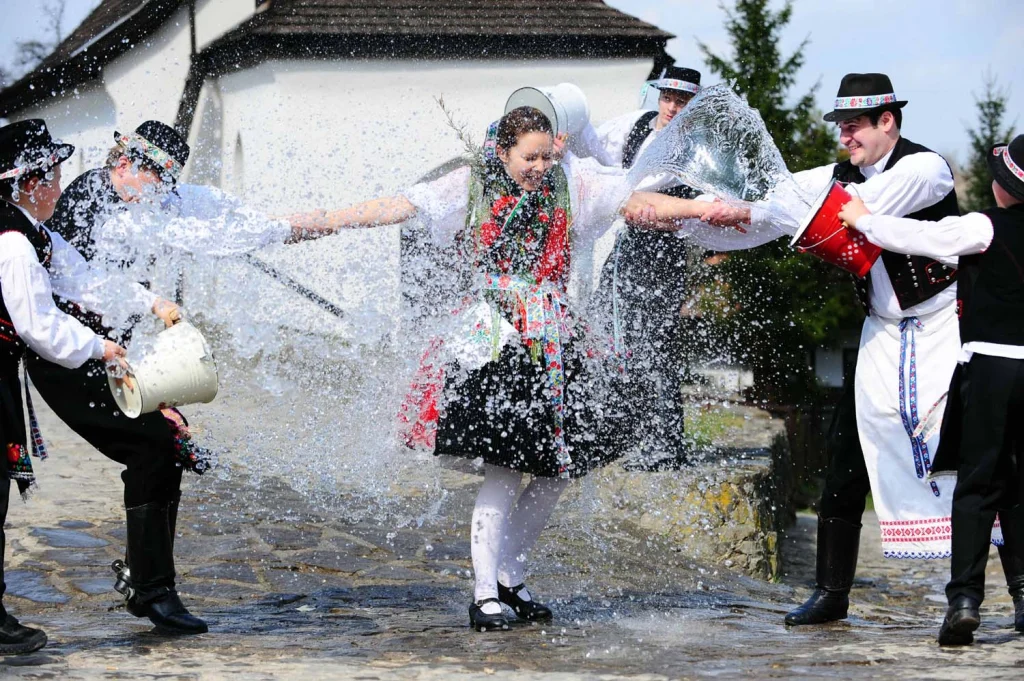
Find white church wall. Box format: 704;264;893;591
13;6;193;179
195;0;256;51
189;58;653;342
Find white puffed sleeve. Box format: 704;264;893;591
0;233;105;367
561;154;632;241
401;165;471;246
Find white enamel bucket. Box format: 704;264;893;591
505;83;591;137
109;321;219;418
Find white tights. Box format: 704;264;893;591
471;464;568;612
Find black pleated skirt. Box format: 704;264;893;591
433;339;632;478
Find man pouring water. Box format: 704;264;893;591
697;73;1023;627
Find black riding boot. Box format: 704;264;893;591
998;543;1024;633
785;517;861;626
124;500;207;635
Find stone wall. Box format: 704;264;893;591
570;405;793;581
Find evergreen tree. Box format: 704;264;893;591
697;0;859;404
962;73;1016;213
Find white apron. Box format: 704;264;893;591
855;302;1002;558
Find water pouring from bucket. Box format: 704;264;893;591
504;83;591;137
109;321;219;418
790;181;882;277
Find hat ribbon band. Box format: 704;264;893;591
117;132;183;181
995;146;1024;182
656;79;700;95
0;152;62;181
834;93;897;110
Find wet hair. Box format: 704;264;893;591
867;105;902;131
496;106;553;150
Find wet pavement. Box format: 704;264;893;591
3;395;1024;680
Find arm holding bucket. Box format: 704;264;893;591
839;199;993;266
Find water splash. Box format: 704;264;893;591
627;85;790;203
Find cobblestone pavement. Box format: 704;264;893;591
2;396;1023;680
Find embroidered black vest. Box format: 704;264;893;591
832;137;960;311
622;111;699;200
957;204;1024;346
0;201;53;364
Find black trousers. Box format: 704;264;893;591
26;354;182;508
603;227;690;451
0;475;9;622
946;354;1024;603
818;376;871;523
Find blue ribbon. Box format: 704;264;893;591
898;316;940;497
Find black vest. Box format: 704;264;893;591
832;137;960;311
957;204;1024;346
0;201;53;364
622;111;699;200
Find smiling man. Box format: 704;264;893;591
700;72;1023;627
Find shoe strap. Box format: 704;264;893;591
475;597;501;606
504;583;527;595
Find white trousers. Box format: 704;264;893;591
471;464;568;602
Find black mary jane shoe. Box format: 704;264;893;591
0;615;47;655
938;596;981;646
468;598;509;632
498;582;553;622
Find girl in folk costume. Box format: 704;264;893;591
839;134;1024;645
289;106;708;631
0;120;165;654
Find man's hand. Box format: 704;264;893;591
623;203;660;229
102;340;126;362
152;298;182;328
103;340;134;390
837;197;871;228
699;199;750;232
552;133;569;161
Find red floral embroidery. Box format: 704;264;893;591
480;220;501;247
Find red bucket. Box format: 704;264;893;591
790;180;882;278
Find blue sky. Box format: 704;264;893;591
3;0;1022;165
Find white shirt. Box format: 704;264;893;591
751;144;957;320
572;110;681;192
0;205;106;367
855;209;1024;361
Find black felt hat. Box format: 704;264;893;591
823;73;908;123
0;119;74;182
113;120;190;182
652;66;701;95
988;135;1024;203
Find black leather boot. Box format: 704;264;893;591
997;543;1024;633
498;582;553;622
0;615;46;655
125;500;207;635
468;599;509;632
938;595;981;646
785;517;861;626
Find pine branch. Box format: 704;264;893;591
434;95;484;172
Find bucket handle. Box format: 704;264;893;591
796;183;861;252
796;223;848;252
